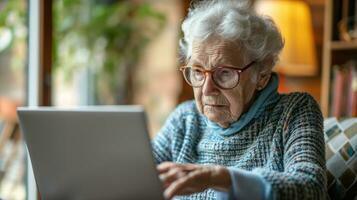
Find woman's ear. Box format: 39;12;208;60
255;57;274;90
256;70;272;90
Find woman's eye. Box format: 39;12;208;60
221;70;230;76
192;69;204;80
217;69;233;79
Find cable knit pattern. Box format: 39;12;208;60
152;92;326;200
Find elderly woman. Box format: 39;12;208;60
152;1;326;200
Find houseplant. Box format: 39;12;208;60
53;0;166;104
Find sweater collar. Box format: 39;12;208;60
204;73;280;136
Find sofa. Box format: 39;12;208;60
324;118;357;199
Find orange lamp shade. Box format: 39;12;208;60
255;0;318;76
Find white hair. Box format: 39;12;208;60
180;0;284;69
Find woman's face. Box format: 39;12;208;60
189;37;261;128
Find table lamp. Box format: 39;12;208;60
254;0;318;77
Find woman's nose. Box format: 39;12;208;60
202;73;219;96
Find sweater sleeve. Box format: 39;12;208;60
250;94;326;199
215;168;272;200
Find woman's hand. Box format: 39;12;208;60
157;162;231;199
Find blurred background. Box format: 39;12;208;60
0;0;356;199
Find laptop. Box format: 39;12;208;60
17;106;164;200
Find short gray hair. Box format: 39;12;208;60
180;0;284;69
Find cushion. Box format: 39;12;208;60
324;118;357;200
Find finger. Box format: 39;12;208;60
164;171;201;199
157;162;178;173
159;168;186;188
181;163;198;171
158;163;201;190
164;176;191;200
164;169;211;199
158;162;197;174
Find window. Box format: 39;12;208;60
0;0;28;199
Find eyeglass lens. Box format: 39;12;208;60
184;67;239;89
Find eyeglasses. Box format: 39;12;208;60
179;60;256;90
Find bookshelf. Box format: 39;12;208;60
330;41;357;50
321;0;357;117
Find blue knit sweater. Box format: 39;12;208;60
152;93;326;199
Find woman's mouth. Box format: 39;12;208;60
204;104;226;107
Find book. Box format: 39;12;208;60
351;64;357;116
332;65;349;117
331;60;357;118
346;61;355;117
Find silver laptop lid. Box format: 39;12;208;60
18;106;163;200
